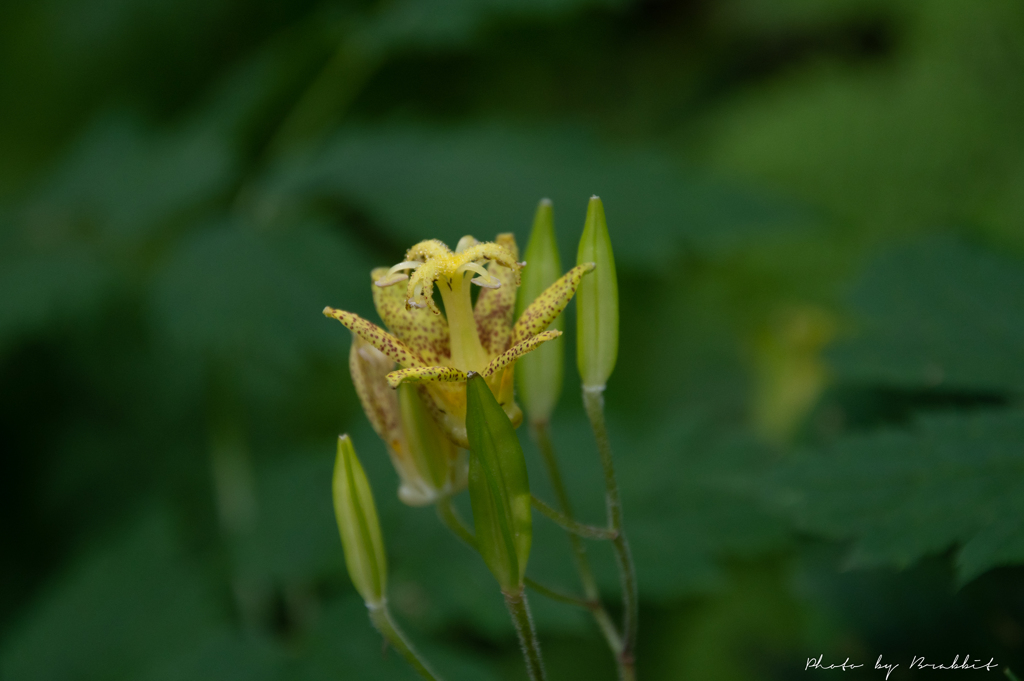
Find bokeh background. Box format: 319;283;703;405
3;0;1024;679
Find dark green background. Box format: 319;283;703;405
3;0;1024;678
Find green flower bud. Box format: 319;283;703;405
397;383;467;505
332;434;387;606
576;196;619;390
515;199;565;424
465;373;532;591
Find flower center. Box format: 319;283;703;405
375;237;521;373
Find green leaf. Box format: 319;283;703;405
0;511;221;681
259;125;820;266
829;238;1024;393
465;373;532;590
765;409;1024;583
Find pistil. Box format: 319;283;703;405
438;271;489;372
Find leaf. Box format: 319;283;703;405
150;219;373;375
0;249;111;356
764;409;1024;583
23;112;234;242
235;451;345;585
828;237;1024;393
256;124;820;266
534;414;790;600
140;631;287;681
288;594;501;681
0;511;222;681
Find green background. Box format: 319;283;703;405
3;0;1024;678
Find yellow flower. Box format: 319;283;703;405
325;233;593;449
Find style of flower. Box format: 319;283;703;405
325;233;593;450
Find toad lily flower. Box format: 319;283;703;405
325;233;594;449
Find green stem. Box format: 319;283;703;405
581;387;638;680
524;577;593;610
436;495;477;551
368;603;443;681
503;587;547;681
531;420;627;674
531;494;618;540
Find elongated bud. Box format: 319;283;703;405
516;199;565;424
333;435;387;606
576;196;619;390
465;373;532;590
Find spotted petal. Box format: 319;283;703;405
371;267;451;365
324;307;426;368
387;365;468;389
512;263;594;344
349;335;402;445
482;330;562;378
474;233;519;356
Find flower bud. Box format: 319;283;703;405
350;335;466;506
465;373;532;591
397;383;467;505
515;199;565;424
333;434;387;606
576;196;619;390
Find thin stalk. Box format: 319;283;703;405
367;603;443;681
582;387;638;680
524;577;593;610
503;587;546;681
531;420;627;676
436;495;477;551
531;494;618;540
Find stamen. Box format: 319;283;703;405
375;273;408;287
455;236;479;253
376;260;422;287
460;261;501;289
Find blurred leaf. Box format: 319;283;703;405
141;631;287;681
765;409;1024;583
541;415;789;600
236;450;344;585
0;511;221;681
288;594;501;681
150;219;372;374
829;237;1024;393
0;249;111;355
20;112;234;242
704;1;1024;241
254;125;820;266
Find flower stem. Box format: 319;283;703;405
436;495;477;551
524;577;593;610
530;420;628;676
531;494;618;539
503;587;546;681
581;387;638;680
367;603;443;681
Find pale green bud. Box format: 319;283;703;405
576;196;619;390
397;383;467;505
515;199;565;424
332;434;387;606
465;373;532;591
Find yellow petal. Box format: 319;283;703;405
387;365;468;388
324;307;426;368
474;233;519;356
512;263;595;345
371;267;451;366
482;330;562;378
